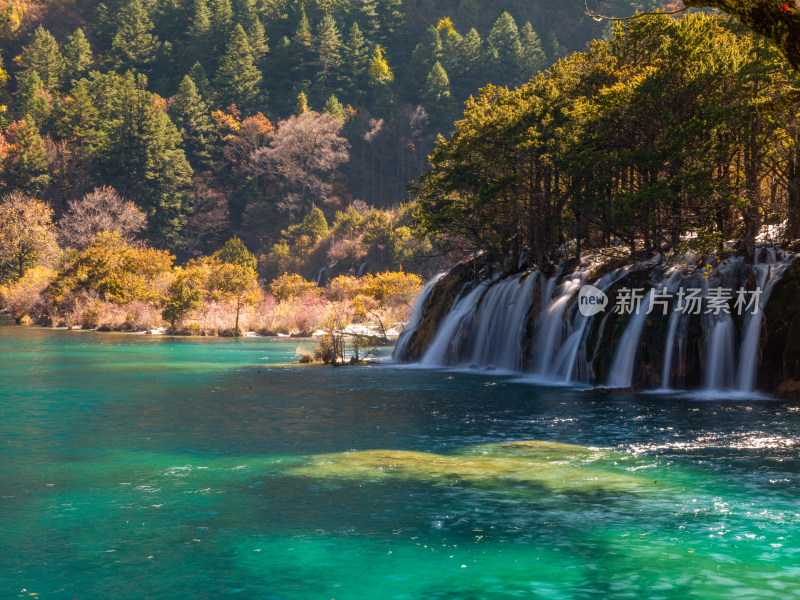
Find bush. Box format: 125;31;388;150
270;273;320;302
0;266;55;322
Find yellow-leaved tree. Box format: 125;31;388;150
0;265;55;323
0;193;59;284
208;237;260;335
49;230;173;305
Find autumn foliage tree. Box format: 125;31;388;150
161;265;205;330
0;193;58;283
208;236;259;334
50;230;173;304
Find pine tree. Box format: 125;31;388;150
368;44;394;112
210;0;233;32
107;0;160;72
376;0;404;38
291;9;314;83
407;25;441;101
323;94;345;121
518;22;546;84
342;22;369;100
436;18;463;76
368;44;394;85
15;72;51;126
457;27;483;77
188;62;212;102
232;0;268;59
422;61;450;103
182;0;213;68
209;0;235;54
298;205;329;241
354;0;380;38
3;117;50;194
421;61;453;128
62;29;93;86
188;0;211;39
544;32;566;62
486;11;522;84
315;13;343;97
247;16;269;60
103;73;193;246
169;75;214;170
215;235;256;270
57;81;105;151
17;26;64;90
214;24;263;112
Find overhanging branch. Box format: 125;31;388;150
584;0;688;21
682;0;800;69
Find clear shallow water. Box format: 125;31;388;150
2;326;800;599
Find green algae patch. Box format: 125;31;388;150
467;440;606;460
289;441;658;495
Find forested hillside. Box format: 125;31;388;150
413;12;800;271
0;0;659;260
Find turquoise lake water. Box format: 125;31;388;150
1;325;800;599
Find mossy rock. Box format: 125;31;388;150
760;260;800;394
289;440;658;495
584;269;652;384
398;255;492;362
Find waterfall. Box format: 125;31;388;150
419;283;487;367
705;316;736;390
316;265;332;286
551;267;631;382
659;272;685;390
606;290;653;388
392;273;444;361
736;252;794;391
415;272;539;370
529;270;575;375
400;247;796;395
465;272;539;371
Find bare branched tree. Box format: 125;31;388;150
58;186;147;250
183;177;231;257
249;112;350;215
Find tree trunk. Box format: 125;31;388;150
235;298;241;335
787;146;800;240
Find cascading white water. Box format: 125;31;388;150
736;252;794;391
465;272;539;370
531;270;581;375
393;273;445;361
550;267;630;382
658;272;685;390
705;316;736;390
419;283;487;367
400;247;796;394
606;290;654;388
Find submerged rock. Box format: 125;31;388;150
289;440;658;495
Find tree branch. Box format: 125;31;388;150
682;0;800;69
584;0;687;21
